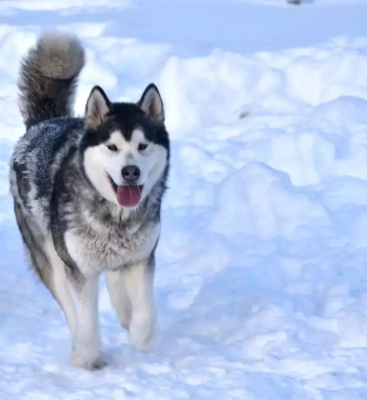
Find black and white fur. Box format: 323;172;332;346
9;31;170;369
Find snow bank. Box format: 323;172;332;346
155;38;367;135
210;162;330;240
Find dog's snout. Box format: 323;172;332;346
121;165;140;182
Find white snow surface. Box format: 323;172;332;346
1;1;367;399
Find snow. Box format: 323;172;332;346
2;0;367;399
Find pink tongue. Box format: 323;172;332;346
117;185;141;207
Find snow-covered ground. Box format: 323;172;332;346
1;0;367;399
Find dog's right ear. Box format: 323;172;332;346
85;86;112;129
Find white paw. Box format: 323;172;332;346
128;312;157;352
71;334;102;370
72;348;106;370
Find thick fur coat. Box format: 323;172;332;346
9;30;170;369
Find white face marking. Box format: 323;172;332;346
83;129;167;208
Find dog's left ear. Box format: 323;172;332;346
138;83;165;124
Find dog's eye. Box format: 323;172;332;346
138;143;148;151
107;144;118;152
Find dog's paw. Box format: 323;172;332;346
72;349;106;370
128;313;156;352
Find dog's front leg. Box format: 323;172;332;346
123;256;156;352
106;269;132;330
68;275;103;369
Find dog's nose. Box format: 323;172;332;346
121;165;140;182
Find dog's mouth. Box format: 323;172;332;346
109;176;143;208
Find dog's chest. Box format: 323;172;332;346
64;218;159;275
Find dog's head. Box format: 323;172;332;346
79;84;169;208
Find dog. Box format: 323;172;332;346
9;30;170;369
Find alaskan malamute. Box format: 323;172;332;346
9;30;170;369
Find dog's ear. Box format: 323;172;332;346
137;83;165;124
85;86;112;129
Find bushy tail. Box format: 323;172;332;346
18;30;85;129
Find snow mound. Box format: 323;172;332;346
211;162;330;240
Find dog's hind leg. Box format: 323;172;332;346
43;241;77;334
106;269;132;330
14;202;76;334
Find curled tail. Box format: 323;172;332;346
18;31;85;129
